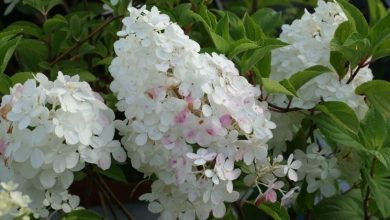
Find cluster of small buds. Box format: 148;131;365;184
0;72;126;216
0;181;32;220
269;0;373;118
110;6;301;220
243;154;301;206
43;190;81;213
294;143;341;198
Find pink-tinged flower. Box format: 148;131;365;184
219;114;232;127
256;189;277;205
255;179;284;205
161;133;177;149
109;5;277;220
174;108;189;124
170;157;189;185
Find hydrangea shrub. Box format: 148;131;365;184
0;0;389;220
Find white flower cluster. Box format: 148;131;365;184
0;181;32;220
110;6;298;219
0;72;126;216
266;0;370;201
294;143;341;198
270;0;373;118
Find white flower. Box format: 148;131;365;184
269;0;373;117
294;143;341;198
186;149;216;166
0;71;124;217
274;154;302;182
0;181;32;219
110;6;276;219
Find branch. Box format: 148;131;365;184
97;174;135;220
233;202;246;220
95;180;120;220
50;15;123;66
346;60;370;84
260;99;303;113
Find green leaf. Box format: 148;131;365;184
4;21;42;38
97;163;127;183
330;21;354;78
69;15;82;40
258;202;289;220
261;78;295;97
333;21;355;44
367;163;390;218
44;15;68;34
23;0;62;15
171;3;194;27
370;38;390;61
0;74;12;94
0;36;22;74
215;14;230;41
355;80;390;117
251;8;284;35
195;4;217;29
225;11;245;40
280;65;331;96
10;72;34;85
227;39;260;58
330;32;371;70
383;120;390;149
329;51;349;79
368;148;390;169
242;203;283;220
316;102;359;133
312;190;363;220
255;52;271;78
369;13;390;60
16;39;49;72
61;210;102;220
0;29;23;41
209;31;230;53
243;13;264;41
359;108;387;150
23;0;46;14
368;0;388;25
314;102;366;151
93;57;113;67
337;0;369;36
240;38;287;74
51;30;69;56
375;148;390;169
284;65;331;92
